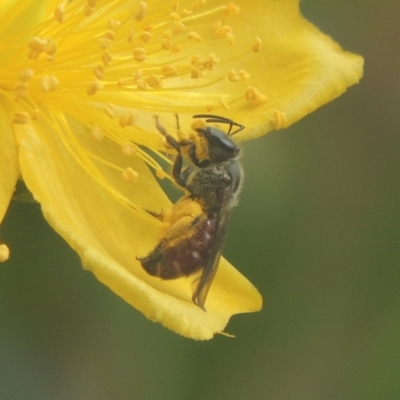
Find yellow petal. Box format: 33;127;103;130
0;102;19;224
16;116;261;340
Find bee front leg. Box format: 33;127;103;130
155;116;189;189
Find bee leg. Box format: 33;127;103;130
155;116;188;189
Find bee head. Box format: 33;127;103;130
195;126;240;163
192;115;244;164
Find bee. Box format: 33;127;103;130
138;114;244;310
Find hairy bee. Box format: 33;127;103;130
139;114;244;310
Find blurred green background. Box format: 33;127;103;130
1;1;399;399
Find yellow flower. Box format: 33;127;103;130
0;0;363;339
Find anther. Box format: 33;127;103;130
146;75;163;89
19;68;34;81
108;19;121;31
133;47;146;62
252;37;262;52
14;82;29;98
121;143;138;156
135;2;147;21
54;6;65;23
225;3;240;16
239;70;251;81
91;125;104;141
188;32;202;42
156;168;167;179
0;244;10;262
161;65;177;77
102;51;113;66
122;168;139;183
228;69;239;82
140;31;152;43
93;65;105;80
13;112;30;124
172;21;186;33
98;38;112;50
28;36;48;52
40;75;59;92
245;86;267;104
119;113;136;127
272;110;288;129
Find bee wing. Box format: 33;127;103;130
191;187;233;311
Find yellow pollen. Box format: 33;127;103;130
272;110;288;129
252;37;262;52
0;244;10;262
93;65;105;80
140;31;152;43
225;3;240;16
121;143;138;156
135;1;147;21
133;47;146;62
102;51;113;66
188;31;202;42
161;65;178;77
40;75;59;93
91;125;104;141
182;9;194;16
122;168;139;183
54;6;64;23
13;112;30;124
245;86;267;104
108;19;121;31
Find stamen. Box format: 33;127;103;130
133;47;146;62
272;110;288;129
121;167;139;183
19;68;34;81
0;244;10;262
252;37;262;52
93;65;105;80
135;1;147;21
40;75;59;93
225;3;240;16
54;6;65;23
13;112;30;124
102;51;113;66
121;143;138;156
245;86;267;105
91;125;104;141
